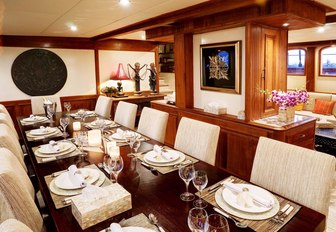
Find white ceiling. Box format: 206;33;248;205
0;0;335;42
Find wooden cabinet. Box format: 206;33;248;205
158;44;174;73
152;101;316;180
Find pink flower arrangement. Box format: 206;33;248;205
268;89;309;110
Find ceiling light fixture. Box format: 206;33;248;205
70;25;78;32
119;0;130;6
282;23;289;27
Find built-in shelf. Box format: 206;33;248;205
158;44;174;73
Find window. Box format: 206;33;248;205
320;46;336;76
287;49;306;75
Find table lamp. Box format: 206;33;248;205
110;63;130;98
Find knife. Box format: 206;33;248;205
208;180;227;193
141;162;157;172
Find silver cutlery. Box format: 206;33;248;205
51;169;67;177
279;205;294;224
208;178;233;193
173;159;192;168
141;162;157;172
272;203;290;223
213;207;248;228
148;213;165;232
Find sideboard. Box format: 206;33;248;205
151;100;316;180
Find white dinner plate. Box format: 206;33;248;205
122;227;156;232
110;133;126;141
90;119;114;127
34;144;77;158
54;168;100;190
144;150;186;167
29;127;57;136
22;116;47;122
222;183;274;213
38;142;73;154
144;150;180;163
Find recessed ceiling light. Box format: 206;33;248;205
282;23;289;27
119;0;130;6
317;26;325;33
70;25;78;32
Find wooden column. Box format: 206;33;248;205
306;47;315;92
174;33;193;108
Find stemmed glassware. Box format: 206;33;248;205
107;147;124;183
75;131;89;167
46;103;56;122
125;132;141;157
59;116;70;138
208;214;230;232
179;163;195;201
187;207;209;232
192;170;208;208
77;109;87;123
64;102;71;115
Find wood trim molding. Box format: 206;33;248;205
306;47;316;91
95;39;158;51
289;40;336;47
94;49;100;95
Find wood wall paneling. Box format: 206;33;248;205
306;47;316;91
95;39;157;51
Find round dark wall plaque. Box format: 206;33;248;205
11;49;67;96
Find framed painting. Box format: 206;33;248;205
200;41;241;94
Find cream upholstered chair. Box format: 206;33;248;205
31;95;62;115
0;219;33;232
137;107;169;143
0;124;27;172
0;113;18;139
94;96;113;118
114;101;138;130
250;137;336;216
0;167;44;232
0;105;17;138
174;117;220;165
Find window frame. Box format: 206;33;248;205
319;46;336;77
287;48;307;76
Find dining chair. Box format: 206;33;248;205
114;101;138;130
174;117;220;165
0;219;33;232
0;124;27;172
0;105;17;137
94;95;113;118
31;95;62;115
0;167;44;232
250;136;336;216
0;113;18;139
137;107;169;143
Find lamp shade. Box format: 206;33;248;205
110;63;129;80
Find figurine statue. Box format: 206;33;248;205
127;62;147;94
148;62;157;93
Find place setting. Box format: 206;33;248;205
84;117;119;130
32;140;81;163
137;145;199;174
20;114;49;125
25;125;63;141
198;176;301;232
107;129;150;146
70;109;97;119
44;164;112;209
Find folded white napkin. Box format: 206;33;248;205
48;140;60;152
68;165;87;188
29;114;37;120
110;223;122;232
39;126;49;133
224;181;273;208
153;145;174;160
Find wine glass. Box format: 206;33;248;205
125;132;141;157
59;116;70;138
95;117;106;134
208;214;230;232
192;170;208;208
77;131;88;156
187;207;209;232
46;103;56;122
64;102;71;115
108;148;124;183
179;163;195;201
77;109;87;122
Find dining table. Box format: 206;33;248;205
17;111;326;232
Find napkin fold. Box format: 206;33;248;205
153;145;174;160
39;126;50;133
110;223;123;232
68;165;87;188
223;181;273;208
48;140;60;152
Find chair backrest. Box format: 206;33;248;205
137;107;169;143
0;105;16;132
0;169;43;232
31;95;62;115
174;117;220;165
0;113;18;139
250;137;336;216
94;96;113;118
114;101;138;130
0;124;26;172
0;219;33;232
0;148;34;200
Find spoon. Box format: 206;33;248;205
213;207;248;228
148;213;165;232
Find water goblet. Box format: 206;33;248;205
108;148;124;183
64;102;71;115
187;207;209;232
192;170;208;208
46;103;56;122
208;214;230;232
125;132;141;157
59;116;70;138
179;163;195;201
77;109;87;123
77;131;88;156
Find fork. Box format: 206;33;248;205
279;206;294;224
272;204;290;223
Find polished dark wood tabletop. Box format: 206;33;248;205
17;112;326;232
